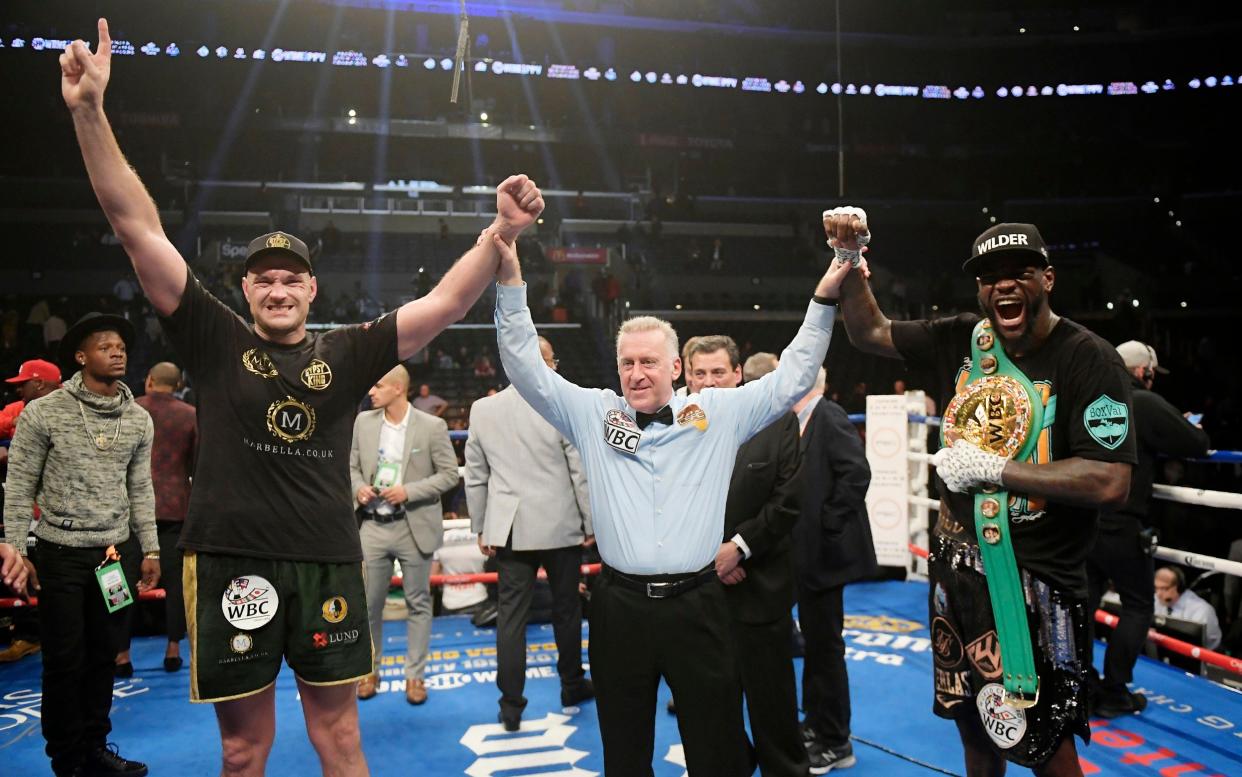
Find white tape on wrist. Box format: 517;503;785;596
823;206;871;267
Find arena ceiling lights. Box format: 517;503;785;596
5;34;1236;102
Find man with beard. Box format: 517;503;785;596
829;209;1135;777
4;313;160;777
60;19;543;776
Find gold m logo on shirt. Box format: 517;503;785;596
266;396;317;443
242;348;279;379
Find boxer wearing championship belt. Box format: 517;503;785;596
829;210;1136;777
940;319;1045;708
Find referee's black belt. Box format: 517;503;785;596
601;564;716;600
362;511;405;524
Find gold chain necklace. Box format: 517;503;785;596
78;400;122;451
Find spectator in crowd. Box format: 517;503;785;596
351;365;460;704
44;305;68;354
685;342;809;776
1154;567;1222;649
1;359;62;440
466;336;594;731
432;525;489;616
491;231;849;775
791;367;875;772
473;354;497;379
0;359;62;664
1087;341;1210;718
131;361;196;673
434;349;456;370
3;313;160;777
412;383;449;417
112;273;139;312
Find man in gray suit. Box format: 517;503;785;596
466;337;594;731
350;365;459;704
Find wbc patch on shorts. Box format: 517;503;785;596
221;574;279;630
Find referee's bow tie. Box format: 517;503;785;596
636;405;674;430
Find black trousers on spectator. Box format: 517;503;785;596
589;569;753;777
158;521;186;642
1086;516;1154;701
495;543;585;716
798;584;851;748
34;541;129;775
731;612;811;777
108;535;142;653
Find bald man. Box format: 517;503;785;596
349;365;459;703
131;361;197;672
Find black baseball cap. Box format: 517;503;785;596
964;223;1049;275
244;231;313;274
59;312;135;373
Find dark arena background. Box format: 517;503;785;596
2;2;1242;776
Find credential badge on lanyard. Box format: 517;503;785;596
603;409;641;455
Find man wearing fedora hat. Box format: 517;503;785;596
60;18;544;776
827;209;1136;777
4;312;161;776
1086;341;1209;718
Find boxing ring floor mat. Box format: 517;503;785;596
3;580;1240;776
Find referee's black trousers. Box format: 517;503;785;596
589;570;754;776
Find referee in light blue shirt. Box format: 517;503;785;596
487;231;854;776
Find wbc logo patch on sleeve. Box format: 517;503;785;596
603;409;641;455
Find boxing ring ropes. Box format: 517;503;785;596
3;414;1240;678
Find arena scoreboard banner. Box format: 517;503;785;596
865;395;912;566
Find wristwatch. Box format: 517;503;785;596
143;551;160;560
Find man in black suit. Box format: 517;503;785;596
685;338;809;777
792;368;875;773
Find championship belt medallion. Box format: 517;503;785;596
941;320;1044;709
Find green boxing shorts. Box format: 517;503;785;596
185;551;373;703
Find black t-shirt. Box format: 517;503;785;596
892;313;1137;596
161;272;398;562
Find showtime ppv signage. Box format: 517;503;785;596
547;247;608;264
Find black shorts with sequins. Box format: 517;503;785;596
928;532;1091;768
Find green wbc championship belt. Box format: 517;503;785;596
941;320;1045;708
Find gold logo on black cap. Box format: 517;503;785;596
266;233;292;250
266;396;316;443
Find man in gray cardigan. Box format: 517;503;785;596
3;312;160;777
466;336;594;731
349;365;459;704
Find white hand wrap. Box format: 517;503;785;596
822;206;871;266
931;440;1008;494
